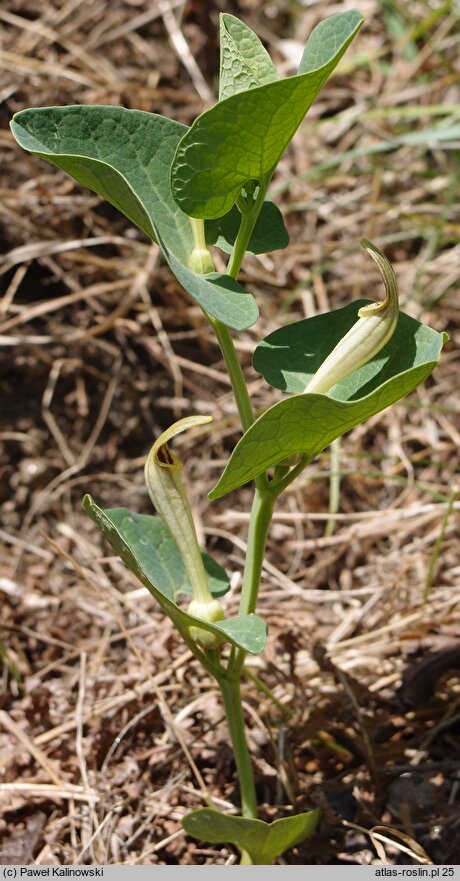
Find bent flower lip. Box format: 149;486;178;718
303;239;400;395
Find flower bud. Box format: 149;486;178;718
188;247;215;275
187;598;226;649
188;217;215;275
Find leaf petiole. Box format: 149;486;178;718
226;173;272;279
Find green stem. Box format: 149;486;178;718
200;174;275;833
325;437;341;537
243;666;293;718
270;454;310;496
218;492;275;829
219;677;258;819
204;174;271;439
207;315;255;435
205;176;272;493
228;487;274;681
239;488;275;617
226;178;268;279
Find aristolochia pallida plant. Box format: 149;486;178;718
11;11;446;865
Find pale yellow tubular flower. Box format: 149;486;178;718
144;416;224;648
303;240;399;395
188;217;215;275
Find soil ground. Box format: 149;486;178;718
1;0;459;866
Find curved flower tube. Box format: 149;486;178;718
144;416;225;647
304;239;399;395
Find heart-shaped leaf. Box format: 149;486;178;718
254;301;445;397
101;507;230;600
83;495;267;654
10;106;258;331
219;13;279;100
206;200;288;255
210;308;446;499
182;807;320;864
171;10;363;219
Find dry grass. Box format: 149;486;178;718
0;0;459;866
